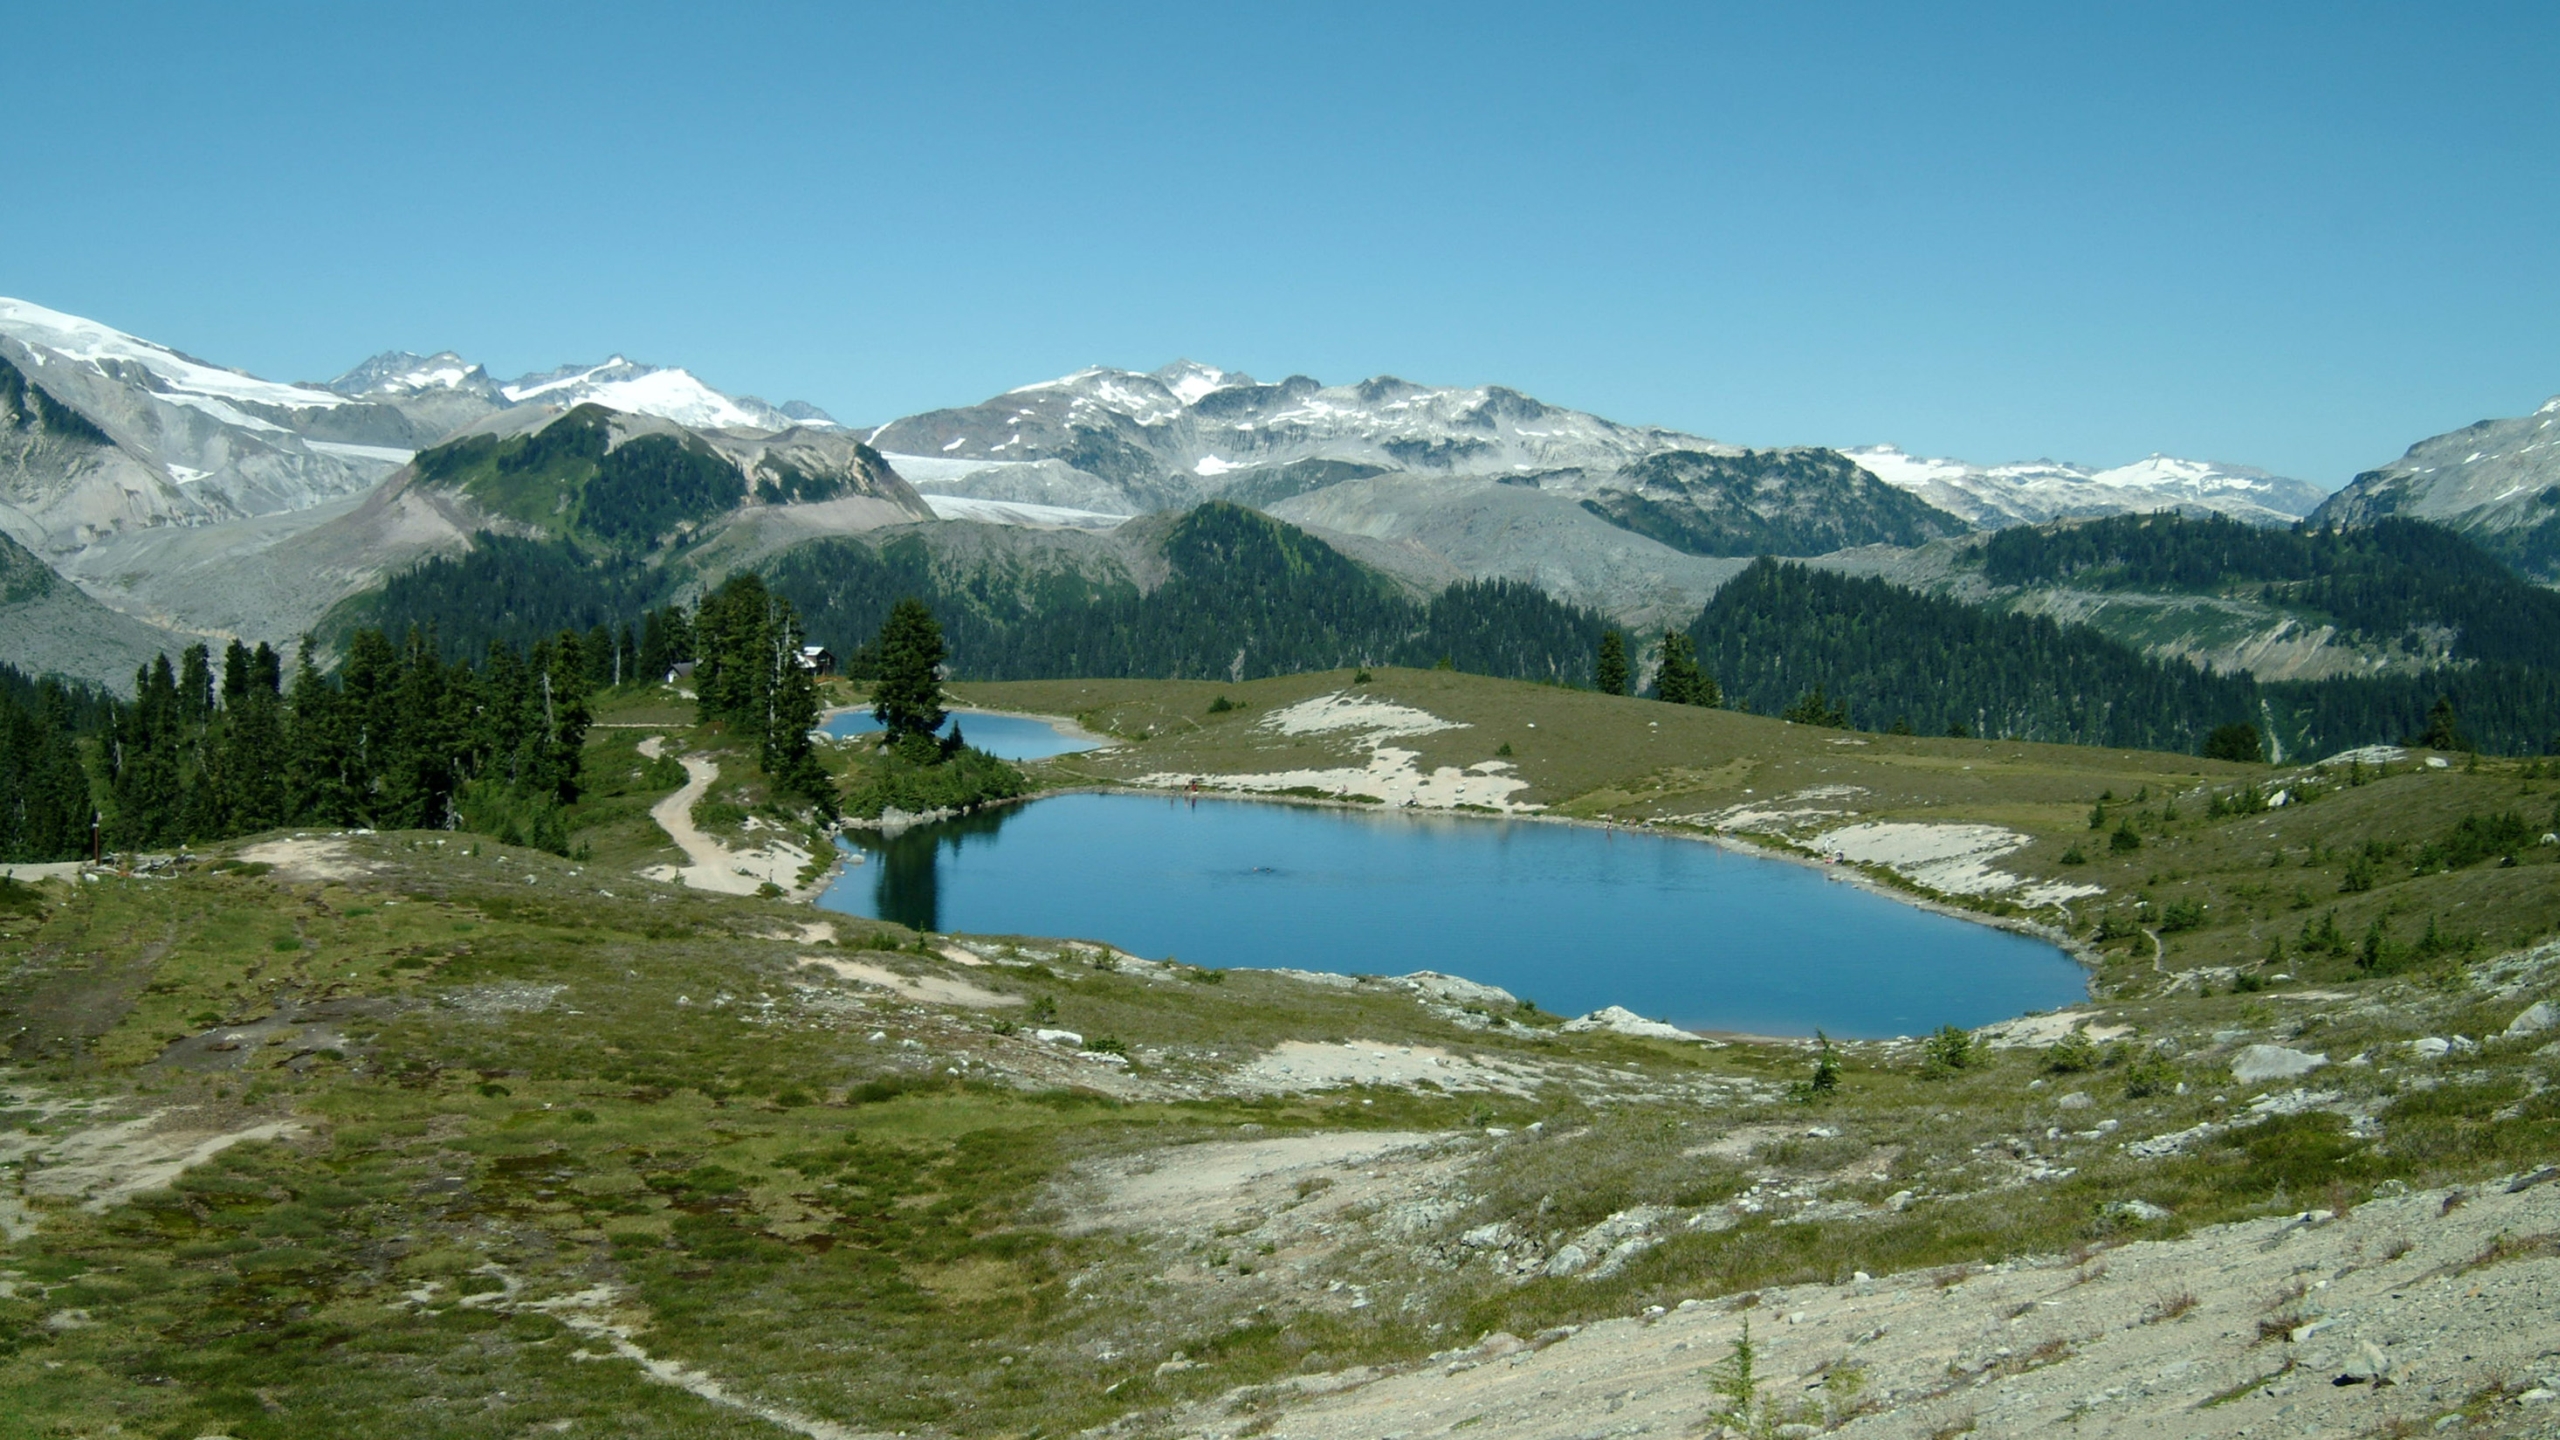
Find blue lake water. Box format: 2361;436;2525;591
821;708;1100;761
818;793;2086;1038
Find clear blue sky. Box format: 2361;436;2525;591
9;3;2557;484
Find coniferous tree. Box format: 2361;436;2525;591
1655;631;1718;707
1595;630;1629;696
871;598;948;746
2414;696;2466;751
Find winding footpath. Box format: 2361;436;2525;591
636;737;812;895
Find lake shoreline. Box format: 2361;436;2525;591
820;778;2099;1038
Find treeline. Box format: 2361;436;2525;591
1689;559;2262;751
768;502;1609;684
0;632;598;862
1980;514;2560;669
0;664;101;861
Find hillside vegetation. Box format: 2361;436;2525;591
1;670;2554;1437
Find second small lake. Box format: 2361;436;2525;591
820;793;2086;1038
821;707;1102;761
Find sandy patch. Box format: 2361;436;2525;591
1232;1040;1545;1096
1060;1130;1449;1236
1974;1009;2133;1049
794;956;1021;1008
761;921;839;946
237;837;365;881
636;744;812;895
1815;820;2103;906
1;1110;305;1218
0;861;81;884
1258;692;1465;740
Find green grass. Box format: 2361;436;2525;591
0;667;2553;1436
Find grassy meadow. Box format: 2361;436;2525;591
0;669;2552;1436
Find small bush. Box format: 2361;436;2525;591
2122;1052;2177;1099
1207;695;1237;714
2110;822;2142;854
1922;1024;1975;1076
2044;1030;2100;1074
2058;846;2087;866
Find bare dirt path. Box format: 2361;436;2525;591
636;738;811;896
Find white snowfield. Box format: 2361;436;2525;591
501;357;822;432
1815;820;2103;906
0;295;348;412
1843;442;2326;528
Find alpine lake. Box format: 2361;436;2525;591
817;708;2087;1038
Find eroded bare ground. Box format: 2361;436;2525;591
1205;1172;2560;1440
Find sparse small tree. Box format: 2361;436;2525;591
1808;1030;1840;1093
1656;631;1717;707
2414;695;2466;752
1595;630;1629;696
1922;1023;1974;1076
2203;722;2263;763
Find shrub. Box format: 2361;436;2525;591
1207;695;1236;714
1922;1024;1975;1076
841;744;1030;820
2122;1052;2177;1098
2110;821;2142;854
2044;1030;2100;1074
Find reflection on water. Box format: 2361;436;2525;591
843;807;1012;933
821;793;2088;1038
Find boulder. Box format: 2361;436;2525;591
2231;1044;2326;1083
1561;1005;1702;1041
2106;1199;2173;1222
2506;1001;2557;1037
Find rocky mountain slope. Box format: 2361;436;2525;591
0;530;190;690
1845;445;2329;528
2312;394;2560;580
0;297;841;563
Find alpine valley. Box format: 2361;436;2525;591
6;295;2560;756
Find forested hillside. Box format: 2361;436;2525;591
1687;557;2560;757
1689;559;2263;750
1979;513;2560;668
770;502;1609;684
325;535;664;663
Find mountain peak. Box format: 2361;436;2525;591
327;350;493;398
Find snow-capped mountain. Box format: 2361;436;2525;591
501;357;833;432
1843;445;2328;529
2311;395;2560;579
0;297;424;553
326;349;501;401
866;360;1733;515
0;297;845;560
